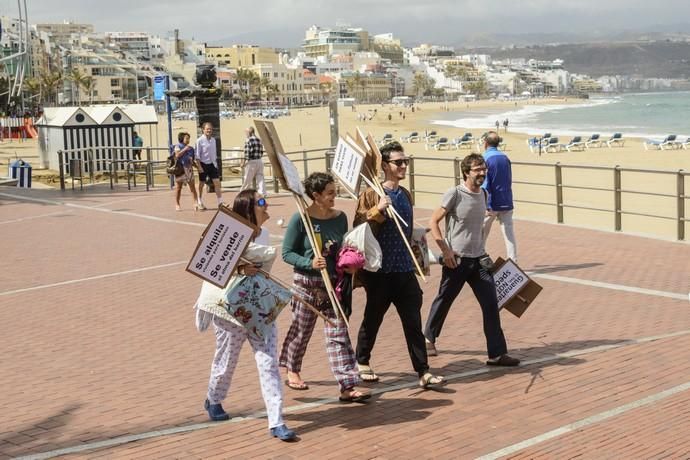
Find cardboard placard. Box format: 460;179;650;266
492;257;542;318
365;133;383;179
278;153;305;196
254;120;287;189
186;207;258;288
332;136;366;196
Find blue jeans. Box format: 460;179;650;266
424;257;508;359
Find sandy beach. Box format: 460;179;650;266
1;98;687;241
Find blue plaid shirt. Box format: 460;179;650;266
377;187;414;273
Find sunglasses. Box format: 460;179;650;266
385;159;410;167
256;197;267;207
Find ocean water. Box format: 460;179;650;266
432;92;690;140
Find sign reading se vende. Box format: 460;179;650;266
186;207;257;288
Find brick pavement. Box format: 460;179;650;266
0;183;689;459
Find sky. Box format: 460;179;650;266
16;0;690;47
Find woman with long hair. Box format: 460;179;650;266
172;132;199;211
194;190;297;441
279;172;369;403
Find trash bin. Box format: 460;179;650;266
69;158;82;178
9;159;31;188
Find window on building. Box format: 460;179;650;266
252;54;255;65
111;78;119;87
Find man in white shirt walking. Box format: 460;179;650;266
195;122;223;209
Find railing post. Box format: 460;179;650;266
325;149;332;171
109;161;114;190
58;150;65;190
555;162;563;223
88;149;95;184
453;157;462;186
614;165;622;232
408;156;416;205
678;169;685;241
302;150;308;178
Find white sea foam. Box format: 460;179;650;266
430;95;685;139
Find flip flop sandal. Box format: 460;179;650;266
419;373;445;389
339;391;372;403
358;365;380;382
285;380;309;391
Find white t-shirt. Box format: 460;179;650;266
196;135;217;166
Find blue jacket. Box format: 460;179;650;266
481;147;513;211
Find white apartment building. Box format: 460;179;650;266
105;32;151;60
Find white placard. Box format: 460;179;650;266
278;153;305;196
332;137;366;194
186;208;257;288
493;259;530;309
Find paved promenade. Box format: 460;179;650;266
1;184;689;460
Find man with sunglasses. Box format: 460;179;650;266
424;153;520;367
353;141;444;389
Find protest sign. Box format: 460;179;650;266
492;257;542;318
332;136;366;196
186;207;257;288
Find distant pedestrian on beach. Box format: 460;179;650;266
195;122;223;210
495;120;500;131
388;113;392;122
132;131;143;160
482;131;517;262
503;119;509;133
241;127;266;195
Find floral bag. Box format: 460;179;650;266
223;275;292;341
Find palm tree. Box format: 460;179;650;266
81;76;95;104
67;68;90;105
40;70;62;106
23;77;42;104
352;72;366;101
258;76;274;104
236;69;260;108
319;81;333;103
413;72;430;99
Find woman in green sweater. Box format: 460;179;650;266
279;172;369;402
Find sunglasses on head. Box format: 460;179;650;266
385;158;410;167
256;197;267;207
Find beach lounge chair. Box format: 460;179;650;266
544;137;561;153
644;135;679;150
660;134;680;150
607;133;625;148
585;134;603;148
379;133;394;145
424;130;438;143
682;137;690;150
565;136;585;152
400;131;420;143
452;134;474;149
432;137;450;151
527;137;541;153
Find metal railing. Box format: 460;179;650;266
53;147;688;241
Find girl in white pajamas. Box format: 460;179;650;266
194;189;297;442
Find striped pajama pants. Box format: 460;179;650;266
207;316;284;429
279;272;360;392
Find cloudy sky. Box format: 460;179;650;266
21;0;690;46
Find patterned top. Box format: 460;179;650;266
377;187;414;273
244;135;264;161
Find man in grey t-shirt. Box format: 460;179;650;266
424;153;519;367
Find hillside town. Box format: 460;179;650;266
3;18;690;113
